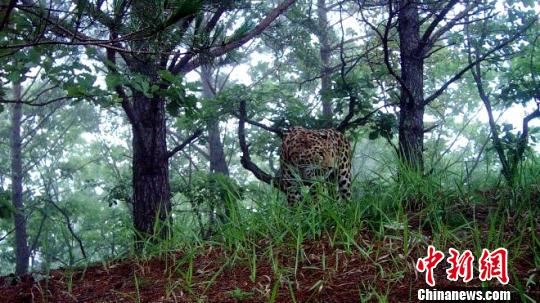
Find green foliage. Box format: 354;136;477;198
160;0;204;30
498;30;540;106
0;190;13;219
178;172;242;211
368;112;397;140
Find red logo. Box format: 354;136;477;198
446;248;474;283
416;246;509;286
479;248;509;284
416;245;445;287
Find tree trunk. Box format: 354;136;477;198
397;0;425;173
207;120;229;175
201;66;230;235
317;0;332;125
131;90;172;245
201;66;230;176
475;76;513;183
97;0;294;249
10;81;29;275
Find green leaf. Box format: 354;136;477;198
66;85;86;97
161;0;203;30
0;191;13;219
166;99;181;117
158;69;177;83
132;75;153;97
85;46;98;58
6;72;22;83
184;95;197;108
28;48;41;65
105;74;123;89
225;19;254;44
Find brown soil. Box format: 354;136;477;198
1;229;538;303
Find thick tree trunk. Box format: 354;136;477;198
317;0;332;124
201;66;229;176
10;82;29;275
397;0;425;173
131;91;172;245
92;0;293;250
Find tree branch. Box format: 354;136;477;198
359;1;413;101
176;0;296;74
0;96;74;106
48;199;87;259
466;17;511;182
170;130;210;160
73;0;116;29
419;0;460;48
424;18;537;106
0;228;15;243
425;3;479;49
167;129;203;158
238;100;282;190
0;0;17;30
515;107;540;162
231;112;284;138
337;103;389;132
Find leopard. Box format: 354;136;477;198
279;126;352;205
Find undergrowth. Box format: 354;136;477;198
15;158;540;302
124;158;540;302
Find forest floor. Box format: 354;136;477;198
1;204;539;303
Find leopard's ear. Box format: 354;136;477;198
285;126;304;135
290;126;304;131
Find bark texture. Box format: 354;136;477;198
105;0;295;247
397;0;425;173
10;82;30;275
317;0;332;124
131;92;171;242
129;62;172;242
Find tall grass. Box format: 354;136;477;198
94;156;540;301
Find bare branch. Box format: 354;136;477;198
170;130;210;160
339;103;396;132
336;2;388;132
231;112;284;137
423;124;439;133
48;199;87;259
419;0;460;49
0;228;15;243
72;0;115;29
516;108;540;161
359;1;413;101
0;96;74;106
425;3;479;49
167;129;203;158
238;100;282;190
30;212;47;252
